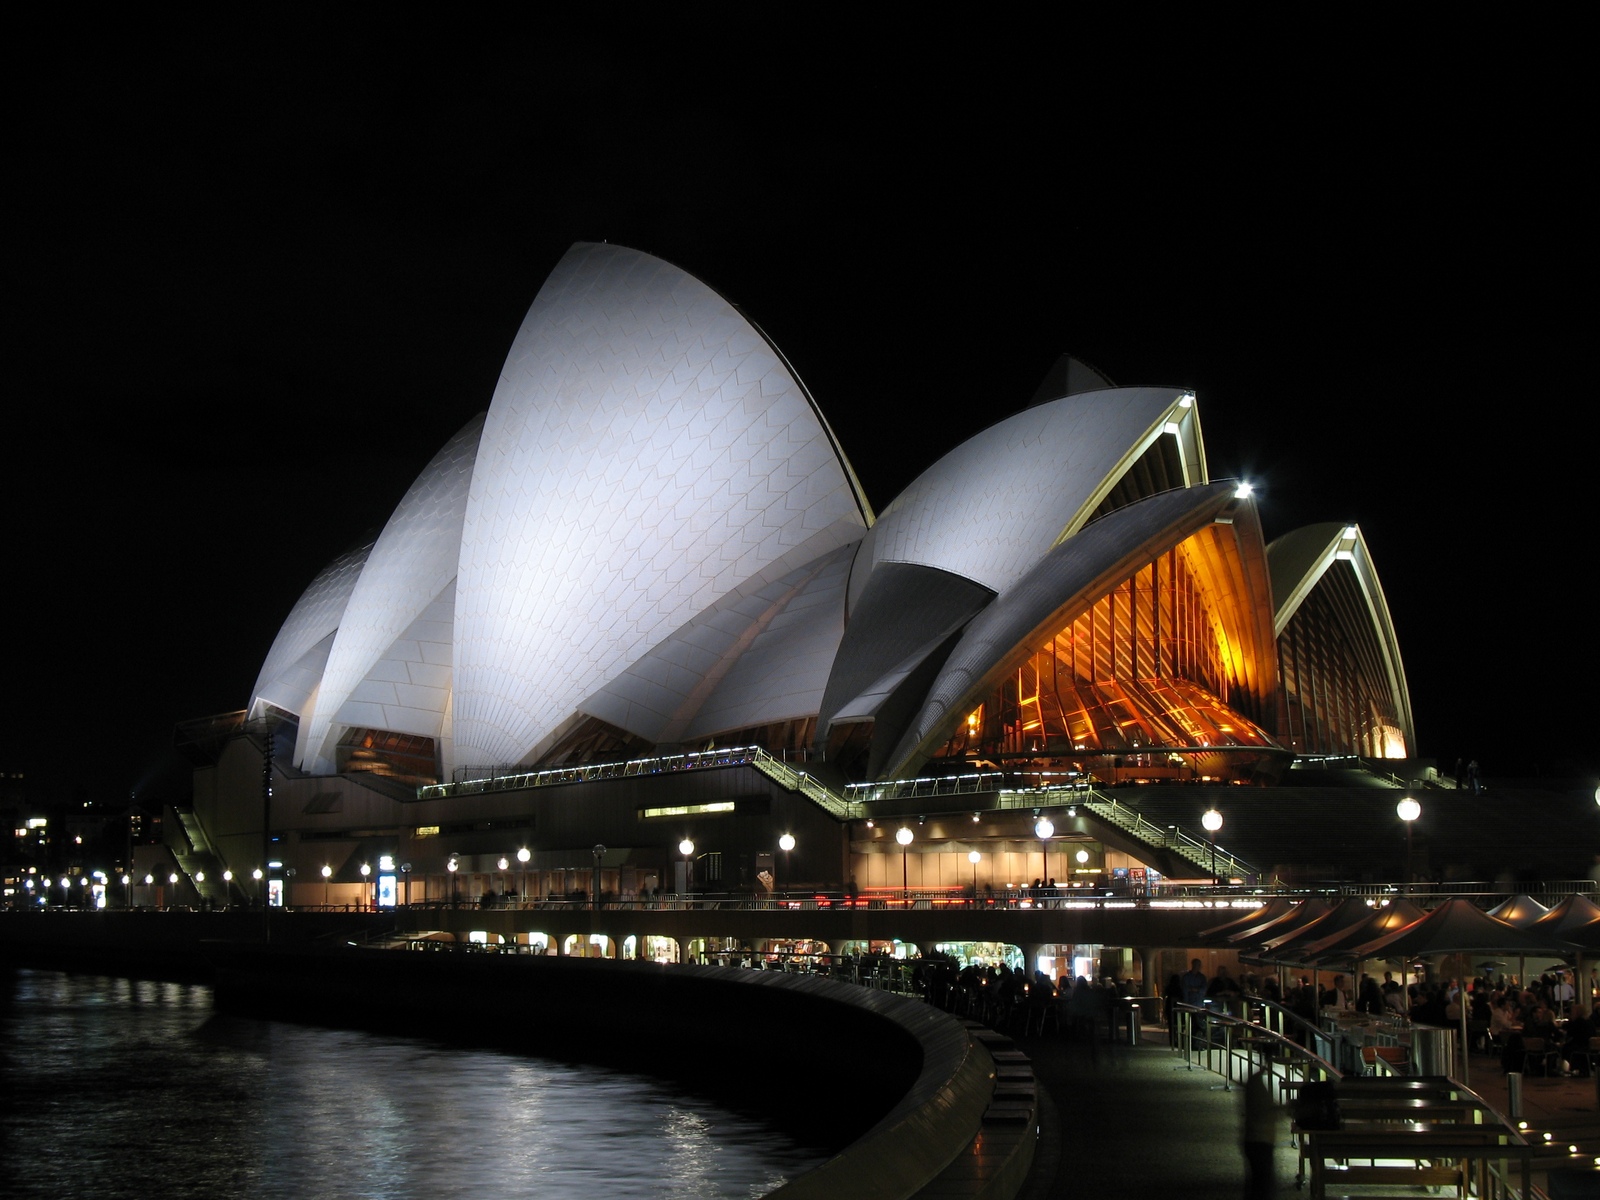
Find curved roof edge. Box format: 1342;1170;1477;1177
1267;522;1415;753
302;413;485;773
450;242;871;771
881;481;1273;779
851;385;1207;605
248;539;374;719
1050;387;1208;546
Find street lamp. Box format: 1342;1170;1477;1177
517;847;530;907
1397;796;1421;892
968;849;981;902
591;844;606;912
400;862;412;906
360;863;372;911
447;857;459;907
678;839;694;896
321;864;332;908
896;826;914;907
1034;815;1054;892
778;832;795;896
121;873;131;907
222;869;233;906
1201;807;1223;883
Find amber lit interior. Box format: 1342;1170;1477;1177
1277;558;1408;758
933;526;1287;783
336;728;439;787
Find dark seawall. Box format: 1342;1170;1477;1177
0;913;1022;1199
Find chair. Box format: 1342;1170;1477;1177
1520;1036;1559;1076
1566;1036;1600;1078
1360;1045;1408;1075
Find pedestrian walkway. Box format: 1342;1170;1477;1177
1009;1023;1600;1200
1014;1025;1263;1200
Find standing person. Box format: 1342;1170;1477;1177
1243;1067;1283;1199
1181;958;1209;1007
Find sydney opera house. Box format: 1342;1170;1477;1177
173;242;1430;908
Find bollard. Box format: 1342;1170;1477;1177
1507;1071;1523;1122
1129;1004;1141;1046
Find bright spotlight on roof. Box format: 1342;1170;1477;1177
1233;482;1253;499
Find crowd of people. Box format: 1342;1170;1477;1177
1165;960;1598;1076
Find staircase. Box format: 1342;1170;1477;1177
169;806;232;906
1079;792;1256;878
748;750;855;819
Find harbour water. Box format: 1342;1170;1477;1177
0;968;826;1199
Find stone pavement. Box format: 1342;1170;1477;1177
1010;1025;1600;1200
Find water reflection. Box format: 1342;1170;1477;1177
0;969;821;1199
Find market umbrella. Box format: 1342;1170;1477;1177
1344;898;1576;961
1527;893;1600;938
1487;895;1552;988
1197;896;1297;943
1486;893;1550;927
1297;899;1429;968
1248;898;1373;992
1342;897;1583;1084
1223;898;1332;949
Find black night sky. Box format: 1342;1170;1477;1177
8;14;1594;808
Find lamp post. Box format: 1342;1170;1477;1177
678;839;694;897
778;833;795;898
1397;796;1421;893
252;867;264;908
1201;807;1223;884
591;844;606;912
896;826;913;907
121;873;131;908
1034;815;1054;898
222;869;233;907
321;864;332;908
447;857;459;907
969;849;980;904
517;847;530;907
400;862;412;906
360;863;372;911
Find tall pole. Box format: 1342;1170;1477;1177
259;714;272;942
1202;808;1223;886
897;827;913;908
1397;796;1420;894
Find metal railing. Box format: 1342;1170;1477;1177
1078;795;1256;878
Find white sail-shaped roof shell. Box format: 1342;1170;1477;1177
249;540;372;725
298;415;484;774
849;386;1205;605
579;542;854;744
1268;521;1415;755
449;243;870;770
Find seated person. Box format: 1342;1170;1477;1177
1562;1006;1597;1076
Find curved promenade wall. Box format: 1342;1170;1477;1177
1;913;1023;1200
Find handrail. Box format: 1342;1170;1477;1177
1174;1001;1341;1095
418;745;862;819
